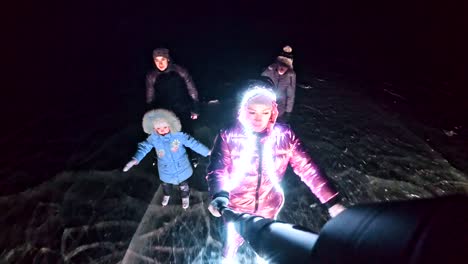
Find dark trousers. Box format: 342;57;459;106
161;181;190;198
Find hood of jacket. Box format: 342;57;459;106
237;87;279;133
142;108;182;134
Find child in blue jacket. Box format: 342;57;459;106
123;108;211;209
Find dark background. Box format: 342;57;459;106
6;1;467;100
2;0;467;191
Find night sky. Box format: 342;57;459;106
7;1;467;97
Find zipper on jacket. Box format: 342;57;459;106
254;135;263;213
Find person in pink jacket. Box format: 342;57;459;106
206;83;346;261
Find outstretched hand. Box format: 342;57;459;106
328;203;346;218
123;159;138;172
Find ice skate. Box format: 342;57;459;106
182;197;189;209
161;195;170;206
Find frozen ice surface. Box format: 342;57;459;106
1;85;467;263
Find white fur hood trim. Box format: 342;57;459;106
142;108;182;134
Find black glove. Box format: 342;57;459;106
208;196;229;217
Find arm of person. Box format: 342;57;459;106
123;136;155;172
287;129;341;207
285;72;296;113
174;65;199;102
206;131;232;197
145;71;156;104
180;132;210;157
206;131;232;217
133;135;155;162
174;65;200;116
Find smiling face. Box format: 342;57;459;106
154;56;169;71
245;104;272;132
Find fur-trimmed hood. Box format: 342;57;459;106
237;87;279;132
142;108;182;134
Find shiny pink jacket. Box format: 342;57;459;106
206;122;339;218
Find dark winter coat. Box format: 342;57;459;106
261;63;297;115
146;63;199;114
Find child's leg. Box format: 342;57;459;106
161;182;172;196
179;181;190;209
179;181;190;198
161;182;172;206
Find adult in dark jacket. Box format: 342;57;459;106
261;45;296;120
146;48;200;133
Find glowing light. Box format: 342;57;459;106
221;256;238;264
223;87;285;261
222;130;257;192
256;254;270;264
240;87;277;108
224;222;238;261
238;87;277;132
262;127;285;219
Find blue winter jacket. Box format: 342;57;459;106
133;132;210;184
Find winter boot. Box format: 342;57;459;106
182;197;189;209
161;195;170;206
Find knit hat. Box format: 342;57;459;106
244;77;275;91
276;45;293;69
246;94;274;107
152;48;171;60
